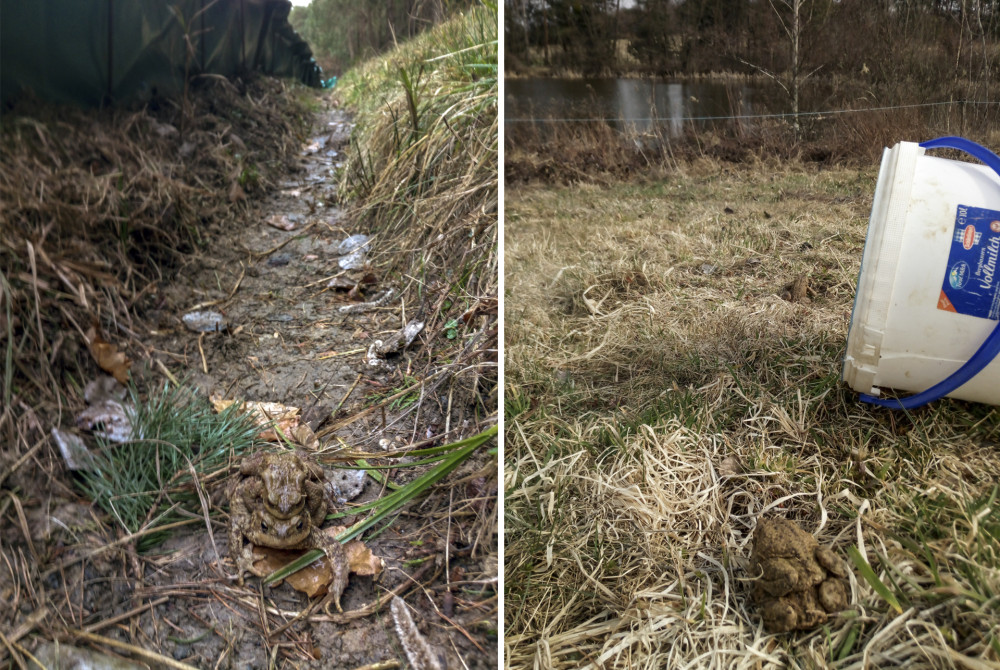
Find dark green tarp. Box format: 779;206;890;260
0;0;321;107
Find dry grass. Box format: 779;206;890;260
0;76;313;666
504;162;1000;668
504;93;1000;185
337;4;499;423
0;75;310;408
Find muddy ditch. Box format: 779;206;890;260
0;83;497;669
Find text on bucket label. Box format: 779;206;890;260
938;204;1000;320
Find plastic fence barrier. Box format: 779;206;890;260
0;0;322;107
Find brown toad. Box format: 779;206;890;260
750;517;849;633
229;451;348;611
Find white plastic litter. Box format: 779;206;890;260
183;310;227;332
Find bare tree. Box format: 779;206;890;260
736;0;829;141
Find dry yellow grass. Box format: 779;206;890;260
504;160;1000;669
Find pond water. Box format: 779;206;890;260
505;77;782;136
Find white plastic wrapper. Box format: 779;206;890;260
182;310;227;332
337;234;370;254
325;468;367;504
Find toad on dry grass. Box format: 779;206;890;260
750;517;849;633
228;451;348;611
781;274;814;303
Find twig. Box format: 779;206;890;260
317;369;448;437
1;606;49;650
5;493;39;565
332;374;363;418
317;348;366;359
187;261;246;311
41;517;202;579
247;221;319;258
26;241;44;358
309;560;437;625
198;332;208;374
85;597;169;633
0;436;45;490
154;357;181;386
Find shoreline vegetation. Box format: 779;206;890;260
504;1;999;174
504;84;1000;183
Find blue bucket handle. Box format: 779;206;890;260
861;136;1000;409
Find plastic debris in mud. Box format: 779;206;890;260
182;310;227;332
337;233;371;270
367;320;425;368
51;428;95;471
74;375;134;443
152;121;178;138
303;135;328;155
341;288;396;314
338;234;370;254
327;468;367;503
327;276;356;290
339;249;367;270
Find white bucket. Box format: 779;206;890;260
843;138;1000;408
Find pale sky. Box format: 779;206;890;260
290;0;311;5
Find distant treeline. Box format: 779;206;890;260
505;1;999;97
291;0;477;73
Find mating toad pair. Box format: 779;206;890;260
228;451;348;611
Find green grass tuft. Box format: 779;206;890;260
77;381;259;550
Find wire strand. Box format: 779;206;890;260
503;99;999;124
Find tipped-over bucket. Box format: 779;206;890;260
843;137;1000;409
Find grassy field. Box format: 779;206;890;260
504;160;1000;668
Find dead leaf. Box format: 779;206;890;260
460;298;499;324
266;214;298;231
210;395;305;443
249;529;383;597
292;422;320;450
719;455;744;478
84;324;131;384
344;537;383;576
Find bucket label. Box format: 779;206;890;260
938;204;1000;320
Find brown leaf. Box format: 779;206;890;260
345;538;383;576
249;529;383;597
265;214;298;231
292;423;320;450
460;298;499;324
250;547;331;597
84;325;131;384
210;395;304;443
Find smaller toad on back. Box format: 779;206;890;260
228;451;348;611
750;517;849;633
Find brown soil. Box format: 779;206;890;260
1;96;497;669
